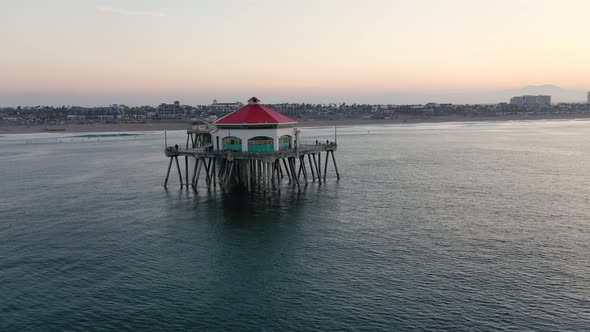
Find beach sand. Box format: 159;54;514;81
0;121;192;134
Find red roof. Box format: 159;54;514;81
215;97;296;125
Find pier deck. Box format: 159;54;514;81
164;137;339;192
166;143;336;161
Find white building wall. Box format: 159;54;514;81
213;127;295;151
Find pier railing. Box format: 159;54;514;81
165;143;336;159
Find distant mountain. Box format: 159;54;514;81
498;84;586;103
424;84;587;104
360;84;588;105
507;84;565;94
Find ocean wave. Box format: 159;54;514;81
70;133;143;138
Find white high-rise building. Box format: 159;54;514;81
587;91;590;104
536;95;551;107
509;95;551;108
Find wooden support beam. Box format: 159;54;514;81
227;161;235;191
253;160;257;186
253;160;257;187
331;151;341;180
264;162;268;189
244;161;247;187
219;159;226;182
234;161;239;187
191;158;199;189
323;151;329;182
256;160;261;179
204;158;212;187
308;154;316;181
164;157;173;187
221;161;228;190
185;156;189;188
266;163;273;189
261;162;265;190
300;156;308;183
317;152;322;182
263;162;266;189
246;159;251;192
222;160;228;184
313;154;321;184
237;161;241;189
208;158;214;186
236;160;241;188
278;160;284;179
271;161;276;186
174;156;183;188
226;160;233;184
274;161;281;190
277;161;282;182
290;157;301;190
288;158;294;186
225;159;231;183
248;159;256;189
194;158;204;187
282;158;291;181
212;158;217;187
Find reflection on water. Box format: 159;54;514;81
1;120;589;331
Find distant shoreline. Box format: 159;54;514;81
2;113;590;134
299;113;590;127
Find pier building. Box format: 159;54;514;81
213;97;297;152
164;97;340;192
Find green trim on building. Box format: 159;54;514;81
222;136;242;151
248;136;274;152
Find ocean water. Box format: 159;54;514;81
1;120;589;331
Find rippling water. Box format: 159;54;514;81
1;120;589;331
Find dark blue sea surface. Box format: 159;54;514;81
1;120;589;331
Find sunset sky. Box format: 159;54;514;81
2;0;590;105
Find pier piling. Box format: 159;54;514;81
164;140;340;192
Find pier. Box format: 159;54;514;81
163;97;340;192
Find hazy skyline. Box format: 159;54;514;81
2;0;590;106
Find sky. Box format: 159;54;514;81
1;0;590;106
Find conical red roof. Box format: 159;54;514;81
215;97;296;125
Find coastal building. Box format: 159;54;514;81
510;95;551;108
158;101;185;119
272;103;301;115
66;114;86;121
96;114;115;121
110;104;128;119
536;95;551;107
212;97;297;152
210;100;243;112
587;91;590;104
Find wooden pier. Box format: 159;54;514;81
163;97;341;192
164;129;340;192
